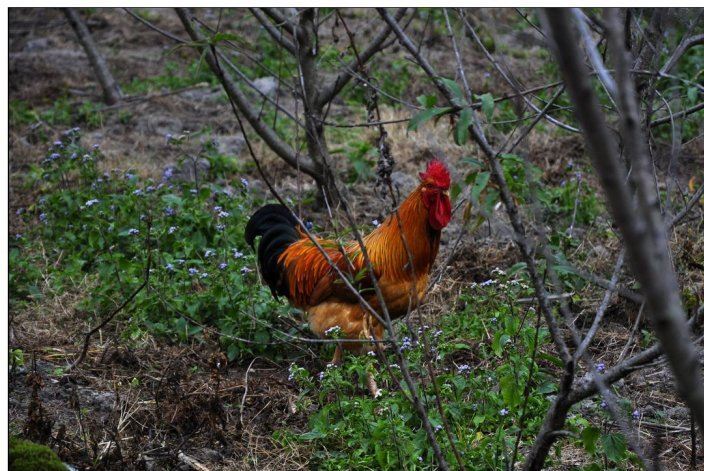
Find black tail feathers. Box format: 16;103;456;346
244;204;300;299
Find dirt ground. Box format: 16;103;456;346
8;8;704;470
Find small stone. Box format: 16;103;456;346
216;134;245;156
252;76;277;96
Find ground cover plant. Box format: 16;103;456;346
8;7;703;470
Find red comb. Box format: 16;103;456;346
419;159;451;189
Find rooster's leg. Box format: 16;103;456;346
330;344;343;366
367;371;380;398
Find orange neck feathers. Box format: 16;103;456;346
361;186;441;281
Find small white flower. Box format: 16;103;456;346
324;325;342;336
374;389;383;398
372;219;380;227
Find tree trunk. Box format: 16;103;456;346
63;8;122;105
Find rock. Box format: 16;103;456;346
391;171;417;194
137;115;183;137
592;244;609;259
215;134;245;156
252;76;277;97
80;389;116;412
666;406;690;421
199;448;224;462
24;37;54;52
164;158;211;183
181;87;222;104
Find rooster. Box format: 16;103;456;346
245;160;452;363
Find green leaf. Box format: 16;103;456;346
461;156;483;168
440;77;466;105
416;95;437;108
581;426;600;454
471;171;491;202
602;433;626;462
507;262;527;276
499;374;520;406
407;107;453;132
453;108;473;146
498;153;523;164
537;352;563;368
450;182;462;200
480;93;495;120
687;86;698;104
226;343;240;361
161;194;184;208
492;333;511;357
299;429;325;440
553;263;579;275
535;380;557;395
209;32;247;46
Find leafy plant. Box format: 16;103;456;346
11;127;289;361
279;271;569;470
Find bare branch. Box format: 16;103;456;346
660;32;704;75
458;10;581;133
651;101;704;128
669;183;704;228
260;7;299;39
575;249;626;360
378;7;573;366
123;8;187;44
317;8;407;106
63;8;122;105
544;7;704;435
176;8;322;182
250;8;297;54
